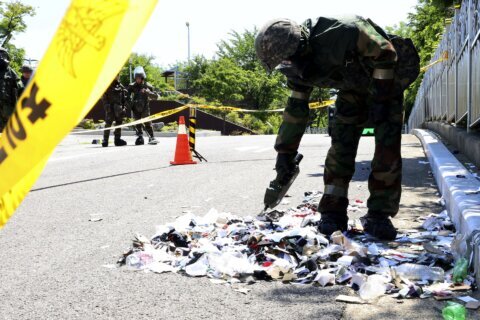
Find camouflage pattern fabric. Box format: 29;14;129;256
270;15;417;217
127;81;157;137
102;80;126;139
317;90;404;217
0;68;22;132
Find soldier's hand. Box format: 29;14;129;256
275;153;297;185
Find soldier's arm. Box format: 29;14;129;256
274;81;312;154
145;83;158;100
355;19;397;102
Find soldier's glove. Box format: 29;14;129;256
371;78;394;103
275;152;297;186
370;78;394;124
370;102;389;124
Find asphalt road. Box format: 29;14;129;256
0;133;452;319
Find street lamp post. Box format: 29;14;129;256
186;22;191;62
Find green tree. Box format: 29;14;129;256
0;0;35;46
119;52;173;91
387;0;455;119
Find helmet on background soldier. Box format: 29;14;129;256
255;19;302;72
133;66;146;81
21;65;33;73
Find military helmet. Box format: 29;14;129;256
0;47;10;60
21;65;33;72
255;18;302;72
133;66;146;79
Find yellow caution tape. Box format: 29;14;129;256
74;105;189;134
186;99;335;113
0;0;158;228
73;99;336;135
421;51;449;72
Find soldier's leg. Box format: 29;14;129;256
318;91;367;235
102;104;114;147
142;105;158;145
361;95;403;240
113;104;126;146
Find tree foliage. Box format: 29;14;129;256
387;0;456;118
0;0;35;46
118;52;173;91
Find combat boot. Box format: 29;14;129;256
135;135;144;145
318;212;348;236
360;213;397;240
114;136;127;146
101;139;108;147
148;137;158;145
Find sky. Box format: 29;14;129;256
14;0;418;68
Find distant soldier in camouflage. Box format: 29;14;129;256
101;75;127;147
127;67;159;145
20;65;33;88
255;16;419;240
0;47;22;132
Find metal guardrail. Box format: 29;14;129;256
408;0;480;132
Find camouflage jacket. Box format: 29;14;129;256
127;81;158;110
279;16;397;94
102;80;126;106
0;67;22;109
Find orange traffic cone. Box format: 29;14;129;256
170;116;197;165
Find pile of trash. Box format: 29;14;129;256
117;191;476;305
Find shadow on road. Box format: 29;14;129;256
30;166;171;192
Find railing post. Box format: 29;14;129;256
454;9;458;124
467;0;473;132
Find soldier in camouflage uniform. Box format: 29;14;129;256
127;67;159;145
255;16;419;240
0;47;22;132
101;75;127;147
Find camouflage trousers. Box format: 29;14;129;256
132;105;154;137
318;90;404;217
103;103;124;140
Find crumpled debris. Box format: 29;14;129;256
117;192;474;301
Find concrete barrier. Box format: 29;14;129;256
413;129;480;283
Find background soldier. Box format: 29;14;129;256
127;66;158;145
101;74;127;147
20;65;33;87
0;47;23;132
256;16;419;240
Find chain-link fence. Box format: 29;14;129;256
408;0;480;132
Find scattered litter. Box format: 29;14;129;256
89;217;103;222
117;193;473;301
234;287;251;295
442;301;466;319
457;296;480;310
336;294;366;304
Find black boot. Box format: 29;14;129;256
318;212;348;236
114;136;127;146
101;139;108;147
135;135;144;145
360;213;397;240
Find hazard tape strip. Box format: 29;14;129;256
0;0;158;229
421;51;449;72
73;105;189;134
73;100;336;135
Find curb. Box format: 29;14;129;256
413;129;480;283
